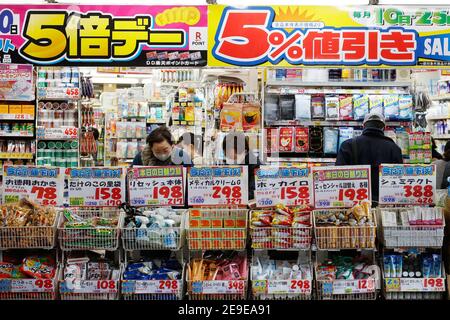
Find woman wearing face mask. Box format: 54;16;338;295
132;126;191;166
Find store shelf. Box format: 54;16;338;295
117;137;146;140
0;132;34;138
433;134;450;140
267;156;336;163
266;80;411;87
147;119;166;124
0;114;35;120
426;115;450;121
265;120;411;127
0;152;33;159
431;94;450;101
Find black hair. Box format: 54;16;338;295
91;128;100;141
178;132;195;146
146;126;173;147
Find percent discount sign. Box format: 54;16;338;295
187;166;248;206
68;167;126;207
255;166;312;207
379;164;436;205
127;166;185;206
312;165;371;209
2;166;64;206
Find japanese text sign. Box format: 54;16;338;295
255;166;312;207
384;277;445;292
2;165;64;206
0;5;207;66
208;5;450;67
187;166;248;206
0;63;34;100
68;167;125;207
379;164;436;205
312;165;371;209
127;166;185;207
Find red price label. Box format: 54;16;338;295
66;88;79;97
290;279;311;291
404;185;433;201
212;186;242;204
31;186;57;206
358;279;374;290
158;280;179;291
423;278;444;289
280;186;310;205
97;280;116;290
153;186;183;205
95;187;122;200
64;127;78;137
228;280;244;291
338;188;368;203
15;114;25;120
34;279;54;290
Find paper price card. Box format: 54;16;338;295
332;278;375;295
379;164;436;205
128;166;184;207
267;279;312;295
60;280;118;294
68;167;126;207
2;166;64;206
193;280;245;294
385;278;445;292
37;126;78;140
255;166;312;207
37;86;80;100
0;279;54;293
122;280;180;294
312;165;371;209
187;166;248;206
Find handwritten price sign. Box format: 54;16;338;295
37;126;78;139
312;165;371;209
385;277;445;292
2;166;64;206
68;167;125;207
187;166;248;206
255;166;312;207
379;164;436;205
128;166;185;206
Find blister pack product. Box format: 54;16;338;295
395;128;409;157
384;95;400;120
279;95;295;120
295;127;309;153
311;94;325;119
295;95;311;120
353;94;369;120
325;96;339;120
339;95;353;120
399;95;413;121
279;127;295;152
369;95;384;116
265;128;279;153
338;127;354;150
309;127;323;153
265;95;280;121
323;127;339;154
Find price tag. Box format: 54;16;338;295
187;166;248;206
133;280;180;294
38;86;80;100
198;280;245;294
267;279;312;294
255;166;312;207
379;164;436;205
10;279;54;293
37;126;78;139
391;278;445;292
128;166;184;206
60;280;118;294
332;278;375;295
68;167;126;207
0;64;34;101
312;166;371;208
2;166;64;206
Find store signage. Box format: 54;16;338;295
2;166;64;206
67;167;126;207
312;165;371;209
379;164;436;205
0;63;34;101
208;5;450;68
385;277;445;292
187;166;248;206
127;166;185;207
122;280;180;294
0;5;207;66
0;279;54;293
331;278;375;295
255;166;312;207
192;280;245;294
59;280;118;294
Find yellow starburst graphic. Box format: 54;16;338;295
274;6;317;23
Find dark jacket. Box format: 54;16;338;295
335;127;403;204
441;161;450;189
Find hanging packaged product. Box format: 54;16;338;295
339;95;353;120
279;95;295;120
242;103;261;132
295;127;309;153
265;95;279;122
311;94;325;120
220;103;243;131
325;96;339;120
279;127;295;152
185;102;195;122
309;127;323;153
353;94;369;121
338;127;354;150
369;95;384;116
384;95;400;121
399;95;413;121
295;95;311;120
323;127;339;155
265;128;279;153
395;128;410;158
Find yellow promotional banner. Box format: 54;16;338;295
208;5;450;68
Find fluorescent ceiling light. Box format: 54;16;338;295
92;77;139;84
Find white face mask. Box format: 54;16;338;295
154;152;171;161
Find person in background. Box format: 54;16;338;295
437;141;450;189
222;132;260;201
132;126;191;166
432;137;443;161
177;132;203;165
336;112;403;205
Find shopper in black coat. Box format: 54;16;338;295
336;112;403;205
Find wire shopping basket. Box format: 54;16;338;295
186;208;248;250
121;209;186;251
58;208;123;251
313;209;377;250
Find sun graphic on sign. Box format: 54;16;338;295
274;6;319;31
